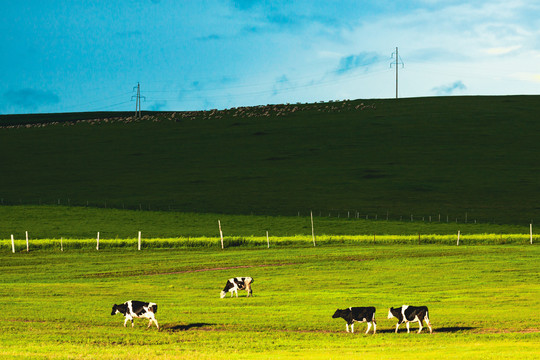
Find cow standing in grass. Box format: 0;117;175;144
388;305;432;334
220;277;254;298
332;307;377;334
111;300;159;329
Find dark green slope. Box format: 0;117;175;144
1;96;538;224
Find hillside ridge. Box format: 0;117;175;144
1;95;539;224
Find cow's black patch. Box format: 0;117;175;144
111;303;128;316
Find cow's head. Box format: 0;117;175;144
111;304;119;316
332;309;344;318
388;307;396;319
220;290;227;299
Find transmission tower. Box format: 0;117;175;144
390;47;404;99
131;82;146;118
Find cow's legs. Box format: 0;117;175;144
124;316;133;327
365;322;372;334
351;323;355;333
373;320;377;334
425;317;433;334
406;322;410;333
346;323;350;333
417;320;423;334
395;323;400;333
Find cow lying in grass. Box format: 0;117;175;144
388;305;432;334
220;277;254;298
111;300;159;329
332;307;377;334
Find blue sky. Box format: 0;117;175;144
1;0;539;114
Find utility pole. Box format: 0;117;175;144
390;47;404;99
131;82;146;118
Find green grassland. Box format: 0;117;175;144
1;245;538;359
1;96;539;358
0;205;535;244
1;96;539;224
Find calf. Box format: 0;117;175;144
111;300;159;329
387;305;432;334
332;307;377;334
220;277;254;298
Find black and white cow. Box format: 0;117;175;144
111;300;159;329
387;305;432;334
220;277;254;298
332;307;377;334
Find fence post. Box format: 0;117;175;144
531;224;533;245
457;230;460;246
61;237;64;252
26;231;29;252
266;231;270;248
218;220;224;249
11;234;15;253
311;211;316;246
138;231;142;251
96;232;100;251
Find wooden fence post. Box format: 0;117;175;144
138;231;142;251
11;234;15;253
531;224;533;245
457;230;460;246
311;211;316;247
61;237;63;252
266;231;270;248
218;220;224;249
96;232;100;251
26;231;29;252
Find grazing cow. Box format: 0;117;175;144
332;307;377;334
220;277;254;298
387;305;432;334
111;300;159;329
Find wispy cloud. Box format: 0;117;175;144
230;0;262;10
197;34;222;41
485;45;522;55
3;89;60;112
432;81;467;95
272;75;290;96
149;101;167;111
336;52;386;75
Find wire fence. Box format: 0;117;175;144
1;196;536;227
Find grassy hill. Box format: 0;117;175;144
1;96;539;225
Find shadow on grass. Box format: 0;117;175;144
162;322;214;332
374;326;475;334
435;326;476;333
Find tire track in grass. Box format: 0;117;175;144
89;262;298;278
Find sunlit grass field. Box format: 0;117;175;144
1;245;538;359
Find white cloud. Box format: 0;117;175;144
511;73;540;83
485;45;522;55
